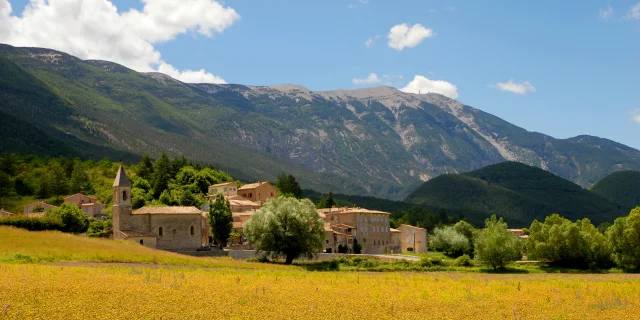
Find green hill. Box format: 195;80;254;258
589;171;640;210
404;162;625;227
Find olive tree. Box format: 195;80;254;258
475;215;522;270
244;197;324;264
430;226;470;257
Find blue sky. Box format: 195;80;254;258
3;0;640;149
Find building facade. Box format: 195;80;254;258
318;207;392;254
112;166;202;250
64;193;106;217
23;201;57;216
237;182;276;204
398;224;428;253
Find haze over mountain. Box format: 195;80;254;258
1;44;640;200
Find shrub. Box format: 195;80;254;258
45;203;90;234
420;256;448;267
0;215;65;231
453;254;474;267
430;227;470;257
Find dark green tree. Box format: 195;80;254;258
0;152;18;175
180;189;196;206
275;173;302;198
49;163;69;201
137;154;154;181
208;193;233;248
152;153;172;198
318;190;337;208
607;207;640;269
70;161;91;194
0;171;13;207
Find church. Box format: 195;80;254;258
112;166;203;250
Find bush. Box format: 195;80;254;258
420;256;448;267
87;219;112;238
0;215;65;231
45;203;90;234
430;226;470;257
453;254;475;267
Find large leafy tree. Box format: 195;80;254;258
526;214;611;269
275;173;302;198
475;215;522;270
607;207;640;269
209;193;233;248
49;162;69;201
70;161;92;194
45;203;90;233
245;197;324;264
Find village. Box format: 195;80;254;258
5;165;432;258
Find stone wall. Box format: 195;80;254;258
151;215;202;250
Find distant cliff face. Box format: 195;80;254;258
1;44;639;200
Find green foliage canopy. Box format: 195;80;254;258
208;193;233;247
474;215;522;270
245;197;324;264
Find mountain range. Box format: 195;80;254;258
1;44;640;200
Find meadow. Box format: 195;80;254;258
2;227;640;319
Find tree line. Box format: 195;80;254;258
430;206;640;270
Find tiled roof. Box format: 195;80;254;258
132;206;202;215
64;193;99;201
229;199;260;207
113;165;131;187
317;207;390;215
120;230;156;237
399;224;427;231
23;201;56;209
209;182;237;188
238;182;263;190
332;223;355;229
390;228;401;233
0;210;14;217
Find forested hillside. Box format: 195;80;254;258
405;162;626;227
0;153;235;214
589;170;640;210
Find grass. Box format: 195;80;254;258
1;264;640;319
0;227;278;269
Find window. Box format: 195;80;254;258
122;190;128;201
190;226;195;236
139;239;144;245
249;193;253;198
325;239;329;244
270;192;274;197
159;227;163;236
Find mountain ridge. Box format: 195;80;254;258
1;43;639;200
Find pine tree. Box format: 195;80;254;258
275;173;302;198
152;153;172;198
318;190;337;208
137;154;154;181
208;193;233;248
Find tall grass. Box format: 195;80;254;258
0;226;279;269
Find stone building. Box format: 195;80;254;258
398;224;428;253
237;182;276;205
318;207;392;254
0;209;14;218
23;201;57;216
63;193;106;217
112;166;202;250
390;228;402;253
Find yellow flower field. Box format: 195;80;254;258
1;263;639;320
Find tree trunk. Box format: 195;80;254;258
285;254;295;265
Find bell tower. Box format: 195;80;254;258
112;165;132;239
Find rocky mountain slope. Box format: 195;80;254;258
1;44;639;199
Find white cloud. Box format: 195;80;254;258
631;109;640;124
387;23;434;51
364;35;380;48
158;63;226;84
0;0;238;83
353;73;381;85
490;80;536;95
627;2;640;19
400;75;458;99
600;5;614;21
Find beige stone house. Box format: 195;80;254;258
208;182;238;197
390;228;402;253
318;207;392;254
398;224;428;253
0;209;14;218
238;182;276;205
64;193;106;217
23;201;57;216
112;166;202;250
